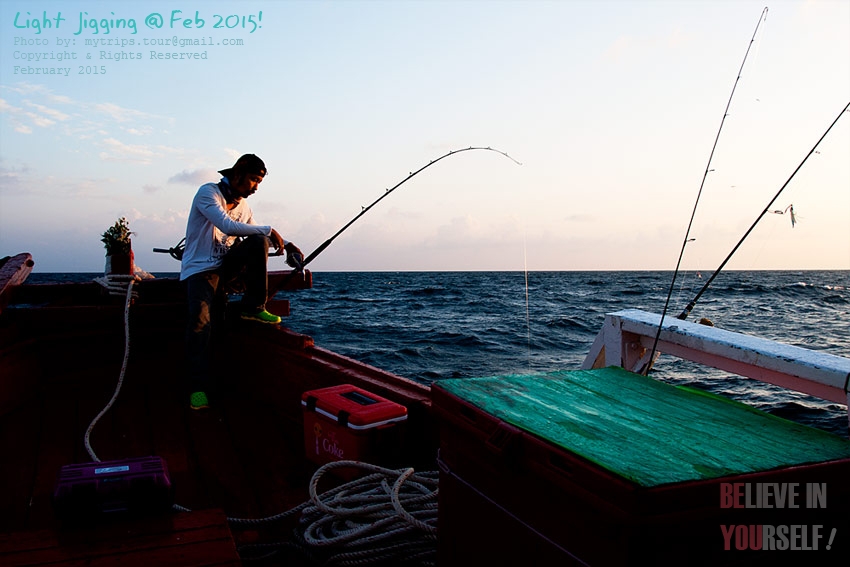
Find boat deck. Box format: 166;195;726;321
0;338;314;564
0;509;240;566
0;268;435;566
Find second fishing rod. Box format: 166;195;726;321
677;100;850;321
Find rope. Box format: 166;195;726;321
236;461;439;565
87;273;193;516
84;277;136;462
93;273;141;298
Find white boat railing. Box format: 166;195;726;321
582;309;850;435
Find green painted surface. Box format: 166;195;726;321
438;367;850;487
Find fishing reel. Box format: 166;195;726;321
152;238;185;261
268;242;304;271
285;250;305;271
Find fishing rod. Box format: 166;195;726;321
282;147;522;272
677;100;850;321
643;7;768;376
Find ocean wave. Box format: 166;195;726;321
544;316;591;332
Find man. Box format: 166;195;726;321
180;153;302;410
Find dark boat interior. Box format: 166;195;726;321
0;256;435;565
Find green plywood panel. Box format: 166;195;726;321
437;367;850;487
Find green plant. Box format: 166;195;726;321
101;217;134;255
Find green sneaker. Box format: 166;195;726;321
190;391;210;410
240;309;281;325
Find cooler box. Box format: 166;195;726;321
302;384;408;474
432;367;850;566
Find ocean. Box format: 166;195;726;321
28;270;850;436
283;270;850;437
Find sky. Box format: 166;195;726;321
1;0;848;273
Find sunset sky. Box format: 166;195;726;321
1;0;848;273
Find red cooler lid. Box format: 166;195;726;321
301;384;408;430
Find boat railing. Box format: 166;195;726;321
582;309;850;434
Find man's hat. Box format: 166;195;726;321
218;154;267;178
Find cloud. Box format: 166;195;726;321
0;163;31;193
0;97;31;132
2;90;72;132
153;144;189;158
93;102;154;123
563;213;593;223
433;214;481;242
168;169;216;185
2;85;178;156
100;138;157;163
96;140;190;165
24;101;70;122
47;94;73;104
124;126;153;136
65;177;120;198
3;83;49;96
382;206;423;221
23;111;55;128
135;209;187;225
223;148;241;161
423;214;522;251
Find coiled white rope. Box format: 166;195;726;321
84;277;136;462
236;461;439;565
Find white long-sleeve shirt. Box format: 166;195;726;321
179;180;271;280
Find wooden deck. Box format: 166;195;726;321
0;509;240;566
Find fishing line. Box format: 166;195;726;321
677;100;850;321
285;147;522;275
643;7;769;376
673;239;698;308
749;8;768;96
523;226;531;372
750;203;792;268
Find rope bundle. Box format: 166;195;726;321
238;461;439;565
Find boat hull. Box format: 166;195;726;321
2;253;849;565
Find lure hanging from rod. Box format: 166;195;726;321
768;204;796;227
282;146;522;274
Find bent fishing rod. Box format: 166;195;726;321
281;147;522;273
677;100;850;321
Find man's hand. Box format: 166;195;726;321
268;228;285;253
284;241;304;270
